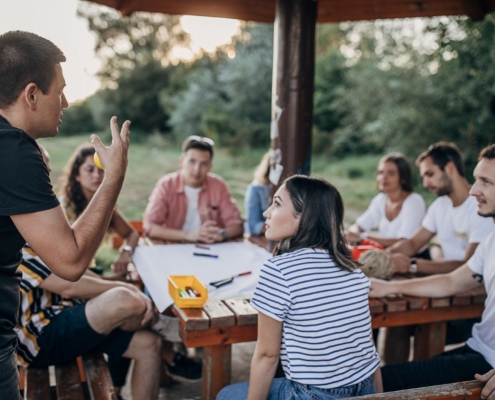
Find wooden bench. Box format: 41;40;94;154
172;285;486;399
19;350;117;400
353;380;484;399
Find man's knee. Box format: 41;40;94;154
102;287;147;318
125;330;162;359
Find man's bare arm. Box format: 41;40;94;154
12;117;130;282
40;272;137;299
391;242;479;275
388;226;435;256
369;264;483;299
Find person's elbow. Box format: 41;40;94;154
257;348;280;366
49;261;87;282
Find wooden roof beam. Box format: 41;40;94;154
461;0;489;21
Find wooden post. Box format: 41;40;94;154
414;322;447;360
202;344;232;400
270;0;318;191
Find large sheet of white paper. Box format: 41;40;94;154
133;241;271;312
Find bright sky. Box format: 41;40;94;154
0;0;240;103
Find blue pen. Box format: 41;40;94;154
193;252;218;258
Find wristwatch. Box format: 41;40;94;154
220;229;228;241
409;258;418;274
121;245;133;255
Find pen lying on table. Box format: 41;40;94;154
193;252;218;258
209;271;252;288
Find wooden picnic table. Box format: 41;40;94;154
171;236;487;400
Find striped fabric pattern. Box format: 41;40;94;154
252;248;380;389
15;248;80;366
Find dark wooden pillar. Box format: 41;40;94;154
269;0;318;191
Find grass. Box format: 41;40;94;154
39;133;435;269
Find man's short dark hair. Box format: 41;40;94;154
479;144;495;160
415;141;465;177
0;31;66;109
182;137;214;159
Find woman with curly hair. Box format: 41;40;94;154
58;144;139;279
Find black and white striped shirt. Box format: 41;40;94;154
252;248;380;389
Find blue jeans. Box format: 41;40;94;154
0;344;22;400
217;376;375;400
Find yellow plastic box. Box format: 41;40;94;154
168;275;208;308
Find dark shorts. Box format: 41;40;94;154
30;302;134;368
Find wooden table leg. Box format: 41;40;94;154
413;322;447;360
202;344;232;400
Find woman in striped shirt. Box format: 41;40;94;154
218;175;381;400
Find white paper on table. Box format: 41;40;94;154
133;242;271;312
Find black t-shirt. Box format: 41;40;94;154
0;115;59;352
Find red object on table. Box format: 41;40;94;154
351;239;384;260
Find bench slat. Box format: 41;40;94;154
381;296;408;313
351;380;483;399
431;297;451;308
452;290;472;306
25;367;51;400
54;359;85;400
82;351;118;400
204;300;236;328
173;306;211;331
369;299;385;314
224;299;258;326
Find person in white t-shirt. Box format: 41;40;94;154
389;142;494;275
345;153;426;251
385;142;494;364
368;143;495;397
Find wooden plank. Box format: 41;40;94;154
181;324;258;348
202;345;232;400
354;379;483;399
414;322;447;360
380;296;407;313
431;297;451;308
452;290;472;306
18;367;25;392
369;298;384;314
466;286;487;304
25;367;50;400
371;304;484;329
82;351;118;400
54;359;85;400
204;300;236;329
173;305;210;331
403;295;430;310
224;299;258;326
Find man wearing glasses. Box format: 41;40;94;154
143;136;243;243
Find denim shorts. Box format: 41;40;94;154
0;343;22;400
217;375;375;400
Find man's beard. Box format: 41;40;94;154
435;175;453;197
478;211;495;218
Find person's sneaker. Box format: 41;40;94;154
165;353;202;382
151;314;181;342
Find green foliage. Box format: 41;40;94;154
168;23;273;149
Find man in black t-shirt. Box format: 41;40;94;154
0;31;139;399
